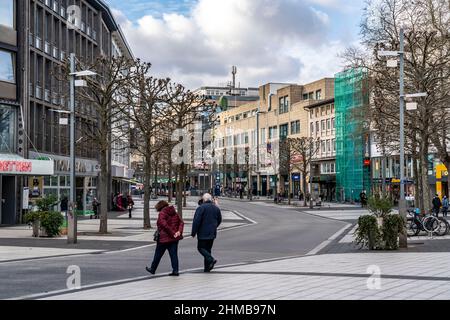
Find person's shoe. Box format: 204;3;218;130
145;267;155;275
207;260;217;272
168;272;179;276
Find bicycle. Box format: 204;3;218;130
406;211;441;237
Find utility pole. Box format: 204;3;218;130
398;27;407;248
68;53;77;244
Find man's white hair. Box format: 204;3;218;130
202;193;213;202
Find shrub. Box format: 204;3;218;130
35;194;59;212
24;211;64;237
382;214;406;250
367;194;393;218
355;215;382;250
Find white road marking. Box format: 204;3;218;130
305;223;352;256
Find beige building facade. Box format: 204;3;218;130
213;78;335;198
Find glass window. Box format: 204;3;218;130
60;176;66;186
0;105;17;152
327;119;331;130
44;176;51;186
316;90;322;100
0;0;15;29
0;50;16;83
279;124;288;140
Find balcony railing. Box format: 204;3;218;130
35;36;42;50
35;85;42;100
44;41;51;54
44;89;51;102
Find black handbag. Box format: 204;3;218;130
153;230;160;242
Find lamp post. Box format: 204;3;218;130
378;27;427;248
67;53;97;244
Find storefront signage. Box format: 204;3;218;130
0;159;54;175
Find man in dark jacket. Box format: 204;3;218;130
432;194;442;217
191;193;222;272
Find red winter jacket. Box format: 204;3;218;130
157;206;184;244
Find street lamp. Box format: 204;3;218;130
67;53;97;244
378;27;427;248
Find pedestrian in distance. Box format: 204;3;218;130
192;193;222;273
127;194;134;219
432;194;442;217
443;196;449;217
442;195;449;217
92;198;100;219
360;190;368;208
146;201;184;276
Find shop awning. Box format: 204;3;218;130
0;154;54;176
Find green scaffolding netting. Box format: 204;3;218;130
335;68;371;202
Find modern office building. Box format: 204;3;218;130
0;0;133;225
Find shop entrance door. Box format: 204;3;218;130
1;176;16;225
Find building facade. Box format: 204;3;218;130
214;78;335;198
305;97;336;201
0;0;133;225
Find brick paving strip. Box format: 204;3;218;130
11;252;450;300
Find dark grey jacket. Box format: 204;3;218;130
191;202;222;240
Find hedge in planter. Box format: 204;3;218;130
355;215;382;250
382;214;406;250
25;211;64;237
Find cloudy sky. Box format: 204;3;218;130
107;0;366;90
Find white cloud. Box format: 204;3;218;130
113;0;356;89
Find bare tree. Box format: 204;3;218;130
58;56;137;234
288;137;320;207
342;0;450;213
123;61;170;229
164;84;216;216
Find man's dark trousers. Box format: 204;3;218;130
197;239;215;271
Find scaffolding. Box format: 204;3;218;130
335;68;371;202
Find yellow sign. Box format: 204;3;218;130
436;164;448;199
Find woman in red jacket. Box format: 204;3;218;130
146;201;184;276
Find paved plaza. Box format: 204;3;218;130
38;252;450;300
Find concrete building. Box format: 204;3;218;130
0;0;133;225
304;97;336;202
214;78;335;198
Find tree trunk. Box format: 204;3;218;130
288;170;292;206
143;153;152;229
182;164;187;208
419;141;431;213
168;161;173;203
413;156;422;211
99;148;109;234
176;166;183;218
